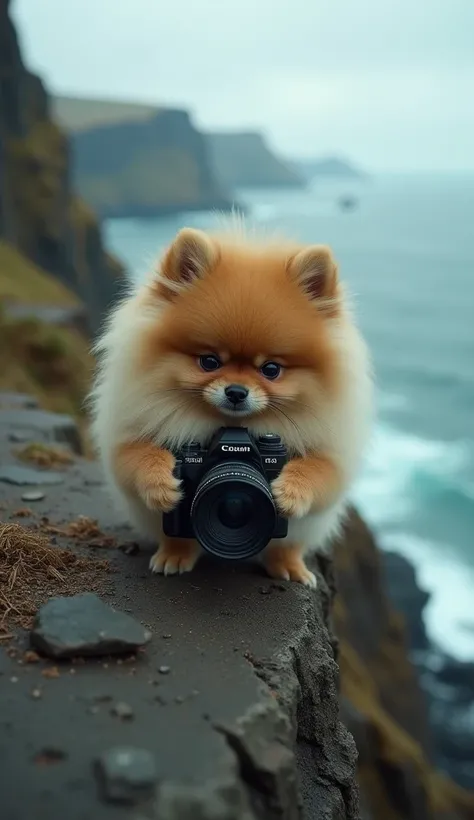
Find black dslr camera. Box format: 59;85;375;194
162;427;288;560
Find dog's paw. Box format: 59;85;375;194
149;540;200;576
263;546;317;588
271;466;313;518
142;472;182;513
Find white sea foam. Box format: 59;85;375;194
352;421;468;527
352;419;474;660
380;532;474;661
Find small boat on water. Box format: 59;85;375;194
338;195;358;211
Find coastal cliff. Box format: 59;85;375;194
206;131;305;189
1;2;474;817
334;511;474;819
53;97;305;208
0;0;122;333
53;98;233;218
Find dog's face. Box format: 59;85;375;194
138;228;342;438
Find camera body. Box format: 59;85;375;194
163;427;288;560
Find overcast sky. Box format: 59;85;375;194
13;0;474;172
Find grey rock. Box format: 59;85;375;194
111;702;134;720
94;746;157;804
0;465;64;486
217;701;300;819
3;303;90;336
119;541;140;556
21;490;46;502
155;780;256;820
9;430;31;443
0;392;39;409
0;409;82;454
30;593;152;659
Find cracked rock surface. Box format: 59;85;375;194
0;404;359;820
0;409;83;454
94;746;158;804
0;464;65;486
30;593;152;659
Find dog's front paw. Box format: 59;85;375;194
271;464;313;518
149;539;200;576
141;467;182;513
263;544;317;588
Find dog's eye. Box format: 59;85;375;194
199;354;222;372
260;361;281;380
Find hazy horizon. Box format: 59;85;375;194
13;0;474;174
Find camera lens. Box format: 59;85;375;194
218;491;253;529
190;461;276;560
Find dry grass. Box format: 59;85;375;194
0;523;111;631
0;240;94;420
0;308;93;418
43;515;117;548
16;442;74;469
0;240;79;307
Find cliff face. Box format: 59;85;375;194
334;510;474;820
206;132;305;189
289;157;365;181
54;98;233;218
0;0;122;333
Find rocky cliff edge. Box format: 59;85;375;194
1;393;474;820
0;0;123;333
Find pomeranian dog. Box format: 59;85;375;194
90;222;373;587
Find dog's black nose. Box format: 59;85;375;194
224;384;249;405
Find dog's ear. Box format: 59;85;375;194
287;245;339;307
157;228;217;298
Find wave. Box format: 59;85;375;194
380;532;474;661
352;416;474;660
352;421;473;528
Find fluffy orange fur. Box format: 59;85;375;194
92;225;372;586
115;442;182;512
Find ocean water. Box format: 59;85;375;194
105;173;474;660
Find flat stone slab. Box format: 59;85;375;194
94;746;157;804
0;465;64;486
0;409;82;454
9;430;32;443
0;392;39;409
21;490;46;502
30;593;152;659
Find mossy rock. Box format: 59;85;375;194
0;306;93;418
340;640;474;819
6;120;68;243
0;240;79;306
334;511;474;819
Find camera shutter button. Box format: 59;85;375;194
258;434;281;444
